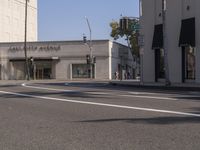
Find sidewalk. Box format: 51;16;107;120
0;79;110;86
0;79;67;86
110;79;200;91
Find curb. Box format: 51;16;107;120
109;81;200;92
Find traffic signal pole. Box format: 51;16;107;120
85;17;93;79
162;0;170;86
24;0;30;80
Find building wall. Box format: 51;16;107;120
140;0;200;84
0;40;132;80
140;0;155;82
0;0;37;42
195;0;200;83
166;0;182;83
110;41;135;79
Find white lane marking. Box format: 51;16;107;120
0;90;200;117
122;94;200;100
128;91;200;97
64;82;109;87
22;83;73;92
128;91;164;95
84;92;109;95
121;95;178;101
22;83;109;95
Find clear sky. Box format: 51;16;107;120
38;0;139;42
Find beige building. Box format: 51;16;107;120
0;40;135;80
0;0;37;42
140;0;200;84
0;1;135;80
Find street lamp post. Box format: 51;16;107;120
24;0;30;80
162;0;170;86
139;0;144;85
85;17;93;79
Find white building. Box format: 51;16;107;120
0;0;37;42
0;1;135;80
0;40;135;80
140;0;200;84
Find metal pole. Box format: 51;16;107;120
85;17;93;79
162;0;170;86
139;0;143;85
24;0;30;80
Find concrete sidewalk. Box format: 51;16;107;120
0;79;110;86
0;79;67;86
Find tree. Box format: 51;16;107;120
109;18;139;57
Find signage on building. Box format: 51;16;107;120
8;45;61;52
140;47;144;55
138;35;144;46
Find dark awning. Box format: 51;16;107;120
9;57;59;62
179;18;195;47
152;24;163;49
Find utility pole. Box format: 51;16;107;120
85;17;93;79
24;0;30;80
162;0;170;86
139;0;144;85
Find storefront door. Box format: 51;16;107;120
35;61;52;79
155;49;165;82
182;46;195;82
36;68;43;79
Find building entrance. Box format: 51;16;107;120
32;61;52;80
35;68;52;79
36;68;43;79
155;49;165;82
182;46;195;82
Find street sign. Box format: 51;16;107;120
131;23;140;31
138;35;144;46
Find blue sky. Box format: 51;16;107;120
38;0;139;41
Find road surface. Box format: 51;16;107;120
0;81;199;150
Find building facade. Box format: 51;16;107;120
140;0;200;84
0;40;135;80
0;0;37;42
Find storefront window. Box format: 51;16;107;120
185;46;195;80
72;64;94;78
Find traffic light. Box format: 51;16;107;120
120;19;123;30
93;56;96;63
123;18;129;30
86;55;90;64
83;35;87;44
119;18;129;30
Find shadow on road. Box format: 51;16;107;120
77;116;200;125
35;82;200;97
0;90;110;99
173;96;200;101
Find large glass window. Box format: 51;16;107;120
72;64;94;78
185;46;195;80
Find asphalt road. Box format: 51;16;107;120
0;81;200;150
